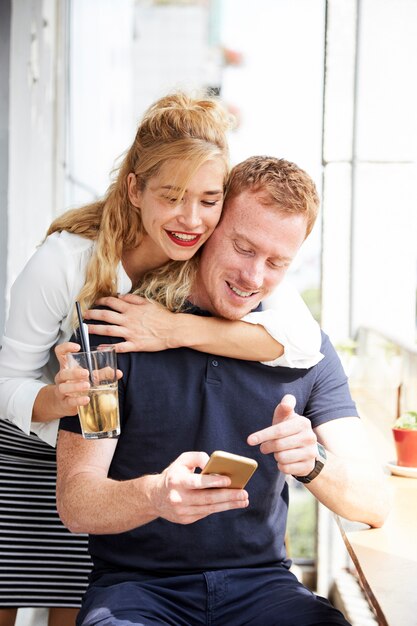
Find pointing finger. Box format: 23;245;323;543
272;394;296;424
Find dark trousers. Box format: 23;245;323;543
77;566;351;626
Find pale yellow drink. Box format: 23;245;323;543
77;382;120;439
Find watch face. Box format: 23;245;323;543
317;443;327;461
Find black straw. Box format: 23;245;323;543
75;301;94;382
75;302;88;352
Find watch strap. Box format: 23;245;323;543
294;443;327;484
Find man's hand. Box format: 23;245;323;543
83;294;180;353
247;394;317;477
150;451;249;524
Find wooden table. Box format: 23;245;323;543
336;474;417;626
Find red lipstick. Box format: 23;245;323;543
166;231;202;247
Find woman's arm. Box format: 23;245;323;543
32;342;92;423
84;295;282;361
242;280;323;367
0;234;90;434
156;313;285;362
83;280;323;367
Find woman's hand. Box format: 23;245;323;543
83;294;183;353
54;342;123;412
54;342;90;413
33;343;122;423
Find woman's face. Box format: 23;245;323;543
129;158;225;262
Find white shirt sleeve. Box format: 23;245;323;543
0;233;90;444
242;279;324;368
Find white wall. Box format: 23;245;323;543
67;0;212;207
67;0;135;206
6;2;65;621
0;0;11;334
351;0;417;345
321;0;417;346
220;0;326;298
7;0;66;298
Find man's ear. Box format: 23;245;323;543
127;173;142;208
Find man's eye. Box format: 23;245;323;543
234;242;251;255
269;261;288;269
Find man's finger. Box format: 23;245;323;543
247;424;279;446
272;394;297;425
248;395;297;445
176;451;210;471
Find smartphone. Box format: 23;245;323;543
201;450;258;489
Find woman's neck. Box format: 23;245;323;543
122;236;170;287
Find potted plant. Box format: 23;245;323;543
392;411;417;467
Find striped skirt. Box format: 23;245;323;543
0;420;92;607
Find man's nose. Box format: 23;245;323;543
176;199;203;230
240;261;264;289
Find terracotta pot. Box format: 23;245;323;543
392;428;417;467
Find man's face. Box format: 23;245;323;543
193;190;308;319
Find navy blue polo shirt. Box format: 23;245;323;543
60;307;358;580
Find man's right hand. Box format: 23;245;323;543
150;451;249;524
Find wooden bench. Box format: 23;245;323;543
336;475;417;626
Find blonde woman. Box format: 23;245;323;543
0;92;319;626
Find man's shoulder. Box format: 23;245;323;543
318;330;338;357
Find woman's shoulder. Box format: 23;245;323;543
42;230;95;256
16;231;95;287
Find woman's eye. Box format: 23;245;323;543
202;200;219;207
162;195;178;204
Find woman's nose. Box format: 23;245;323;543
176;200;203;230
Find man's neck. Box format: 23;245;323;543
187;287;215;315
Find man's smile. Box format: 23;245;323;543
226;281;259;298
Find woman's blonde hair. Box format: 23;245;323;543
47;91;233;318
134;256;199;312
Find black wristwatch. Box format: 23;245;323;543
294;443;327;484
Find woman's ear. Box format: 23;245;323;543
127;173;142;208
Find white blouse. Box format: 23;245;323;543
0;231;323;446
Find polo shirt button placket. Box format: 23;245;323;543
206;357;221;384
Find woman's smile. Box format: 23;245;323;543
165;230;203;247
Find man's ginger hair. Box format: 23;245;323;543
224;156;320;237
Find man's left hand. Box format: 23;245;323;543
247;394;317;477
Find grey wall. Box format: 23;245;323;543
0;0;11;333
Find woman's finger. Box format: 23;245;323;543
56;367;89;385
118;293;147;305
86;324;128;338
55;342;81;367
93;296;128;312
83;308;124;322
